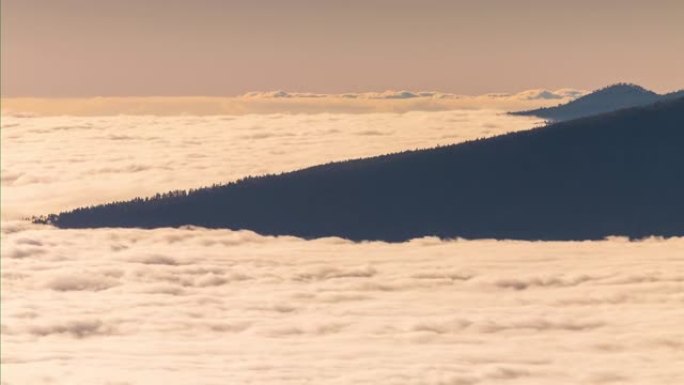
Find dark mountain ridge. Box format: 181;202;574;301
39;97;684;241
512;83;684;121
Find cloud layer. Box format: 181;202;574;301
1;111;541;219
2;106;681;385
2;222;683;385
0;88;584;116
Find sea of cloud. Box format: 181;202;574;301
1;110;542;219
2;100;683;385
1;88;584;116
2;222;683;385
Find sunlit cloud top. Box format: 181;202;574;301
1;88;585;116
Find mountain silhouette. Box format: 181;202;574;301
512;83;684;121
38;97;684;241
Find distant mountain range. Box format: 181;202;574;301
39;96;684;241
511;83;684;121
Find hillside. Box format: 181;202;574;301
40;97;684;241
512;83;684;121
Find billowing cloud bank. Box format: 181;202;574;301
2;222;683;385
2;104;681;385
1;89;585;116
1;111;541;219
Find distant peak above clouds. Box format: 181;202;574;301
513;83;683;121
594;83;654;94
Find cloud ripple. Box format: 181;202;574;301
2;223;683;385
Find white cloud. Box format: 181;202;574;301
45;274;119;292
0;88;585;117
1;100;680;385
0;111;543;219
27;319;115;338
1;223;683;385
241;89;583;102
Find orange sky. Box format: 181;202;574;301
2;0;683;96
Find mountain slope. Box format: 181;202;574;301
512;83;683;121
41;97;684;241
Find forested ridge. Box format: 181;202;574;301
38;97;684;241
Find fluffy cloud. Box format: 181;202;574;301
2;102;680;385
2;223;683;385
27;319;115;338
1;111;542;219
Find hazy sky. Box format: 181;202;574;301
2;0;683;96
